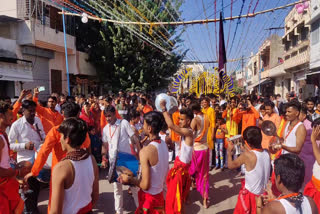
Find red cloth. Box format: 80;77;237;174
0;177;23;214
135;190;165;214
143;105;153;114
79;108;95;127
234;179;258;214
77;202;92;214
304;177;320;212
90;106;101;134
165;157;191;214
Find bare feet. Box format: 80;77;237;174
203;198;208;209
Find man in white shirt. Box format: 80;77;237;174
8;100;45;213
101;105;140;214
219;94;227;106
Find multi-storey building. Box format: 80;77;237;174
246;35;284;96
282;4;312;100
0;0;97;99
308;0;320;98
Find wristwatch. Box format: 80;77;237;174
162;108;167;113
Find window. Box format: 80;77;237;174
254;62;257;76
285;41;291;51
292;35;298;47
311;19;320;45
300;26;309;41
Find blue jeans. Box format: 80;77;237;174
215;138;224;168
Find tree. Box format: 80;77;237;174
79;0;185;92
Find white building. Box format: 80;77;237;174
282;4;312;100
308;0;320;98
0;0;96;99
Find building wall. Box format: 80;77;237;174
77;51;96;76
49;52;68;95
22;55;50;100
310;0;320;69
269;35;284;68
0;0;17;18
0;37;17;54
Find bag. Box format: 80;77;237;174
107;120;122;183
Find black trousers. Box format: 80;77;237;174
23;177;41;214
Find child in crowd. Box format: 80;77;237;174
215;114;228;169
259;104;266;118
88;126;102;164
214;104;221;115
159;124;174;162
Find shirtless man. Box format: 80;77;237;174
160;100;194;214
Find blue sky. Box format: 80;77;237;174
178;0;296;72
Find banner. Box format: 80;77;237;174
171;68;192;93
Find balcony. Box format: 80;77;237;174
284;6;310;36
17;18;76;54
269;64;286;78
283;40;310;70
0;59;33;82
261;69;270;79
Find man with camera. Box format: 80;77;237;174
233;98;260;134
227;126;271;214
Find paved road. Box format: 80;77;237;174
38;168;241;214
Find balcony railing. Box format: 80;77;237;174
284;45;310;70
17;0;31;20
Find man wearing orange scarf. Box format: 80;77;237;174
233;99;260;135
0;101;25;214
24;102;91;213
33;88;64;134
304;118;320;211
189;102;210;208
260;101;281;149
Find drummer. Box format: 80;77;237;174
118;111;169;213
24;101;91;213
101;105;140;214
8;100;46;213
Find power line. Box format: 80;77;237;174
59;0;309;26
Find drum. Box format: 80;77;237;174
155;93;178;114
108;152;139;183
34;145;52;183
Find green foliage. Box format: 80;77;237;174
78;0;185;92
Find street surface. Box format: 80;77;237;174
38;168;241;214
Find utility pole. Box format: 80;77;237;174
241;55;244;94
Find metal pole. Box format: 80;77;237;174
62;9;71;95
259;54;261;96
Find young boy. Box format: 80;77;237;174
50;118;99;214
88;126;102;164
215;114;228;169
118;111;169;213
228;126;271;213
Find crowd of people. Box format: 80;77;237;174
0;88;320;214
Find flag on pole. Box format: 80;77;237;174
218;12;227;91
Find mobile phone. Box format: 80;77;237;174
38;86;45;92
